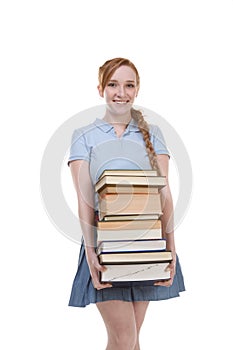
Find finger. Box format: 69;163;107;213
90;269;112;290
165;262;176;272
170;269;176;279
93;260;108;272
154;282;171;287
99;265;108;272
165;266;171;272
92;278;112;290
154;278;173;287
96;283;113;290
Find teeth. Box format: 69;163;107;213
114;101;128;104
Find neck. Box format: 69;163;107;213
103;110;132;127
103;111;133;138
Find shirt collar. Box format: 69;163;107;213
94;118;114;132
127;118;140;132
94;118;140;133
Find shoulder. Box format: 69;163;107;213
68;121;99;164
72;118;112;137
70;120;100;143
148;124;164;137
72;121;98;136
148;123;169;155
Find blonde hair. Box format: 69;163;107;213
98;57;161;175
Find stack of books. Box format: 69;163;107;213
95;170;172;285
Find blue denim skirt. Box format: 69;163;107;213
68;241;185;308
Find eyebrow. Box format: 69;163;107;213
108;79;136;83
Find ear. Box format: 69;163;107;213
97;85;104;98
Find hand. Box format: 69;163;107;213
85;249;112;290
154;256;176;287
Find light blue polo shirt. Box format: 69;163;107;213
68;117;169;209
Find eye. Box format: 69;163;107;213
126;83;135;88
107;82;117;87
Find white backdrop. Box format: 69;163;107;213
1;1;233;349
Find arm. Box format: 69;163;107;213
154;154;176;286
70;160;112;290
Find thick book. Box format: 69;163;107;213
98;250;172;264
95;175;167;193
97;219;162;241
96;239;166;255
98;192;162;221
100;262;171;283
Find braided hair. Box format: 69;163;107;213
130;107;161;175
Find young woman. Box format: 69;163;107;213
68;57;185;350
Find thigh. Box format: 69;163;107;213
133;301;150;332
96;300;137;335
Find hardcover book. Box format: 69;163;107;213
101;214;161;221
100;262;171;283
98;169;160;178
98;192;162;221
95;174;167;193
96;239;166;255
98;250;172;264
97;219;162;241
97;184;159;196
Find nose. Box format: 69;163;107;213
116;84;126;97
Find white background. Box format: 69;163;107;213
1;0;233;349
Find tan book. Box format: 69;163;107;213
97;219;161;230
97;219;162;241
95;175;166;193
99;169;159;179
98;184;159;196
98;193;162;221
98;250;172;264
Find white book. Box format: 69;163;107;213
100;262;171;283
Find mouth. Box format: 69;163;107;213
113;99;130;104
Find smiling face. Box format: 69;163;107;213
98;65;139;118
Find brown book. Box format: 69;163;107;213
97;219;162;242
98;192;162;221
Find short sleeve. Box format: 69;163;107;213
67;129;91;166
150;125;169;156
